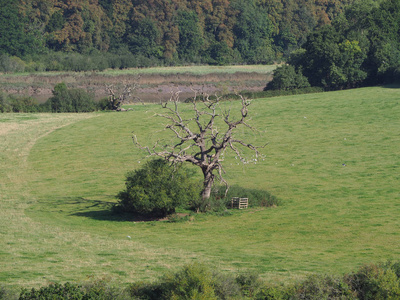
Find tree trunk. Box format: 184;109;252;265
201;169;214;202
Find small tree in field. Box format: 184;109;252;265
134;92;264;211
105;80;141;110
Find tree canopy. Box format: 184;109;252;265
277;0;400;90
1;0;364;67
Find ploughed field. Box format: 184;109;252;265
1;85;399;287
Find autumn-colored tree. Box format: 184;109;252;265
3;0;381;69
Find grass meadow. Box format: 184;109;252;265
1;86;399;288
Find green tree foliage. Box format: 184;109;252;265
206;41;234;65
289;0;399;90
0;0;31;56
116;159;200;218
19;281;129;300
265;65;310;91
365;0;400;83
0;0;381;69
346;261;400;299
297;25;367;89
6;260;400;299
232;0;274;64
125;17;162;58
162;263;218;299
177;10;204;62
47;83;97;113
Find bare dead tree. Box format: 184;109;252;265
105;80;141;110
133;91;265;207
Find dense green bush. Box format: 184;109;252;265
45;82;98;113
19;283;85;300
2;261;400;299
161;263;219;299
0;92;10;112
1;83;99;113
346;262;400;299
13;51;164;72
19;281;130;300
256;284;294;300
115;159;201;218
0;93;42;113
295;274;354;299
0;54;25;73
0;285;17;300
236;272;264;298
129;263;246;300
265;65;310;91
0;86;109;114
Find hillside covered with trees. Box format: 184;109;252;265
1;0;357;71
266;0;400;90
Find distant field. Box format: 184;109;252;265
0;65;276;103
1;64;277;77
97;64;278;76
1;86;399;288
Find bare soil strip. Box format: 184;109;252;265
0;72;273;103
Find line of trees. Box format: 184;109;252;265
0;0;359;71
266;0;400;90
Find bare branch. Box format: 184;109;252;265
105;79;142;110
134;91;265;207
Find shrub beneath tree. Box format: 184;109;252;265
115;159;201;218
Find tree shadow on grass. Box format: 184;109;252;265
35;196;142;222
65;197;166;222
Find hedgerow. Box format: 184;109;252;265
1;261;400;299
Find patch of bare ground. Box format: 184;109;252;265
0;72;272;103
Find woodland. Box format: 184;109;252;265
1;0;358;69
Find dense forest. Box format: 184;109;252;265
266;0;400;89
1;0;399;90
0;0;356;71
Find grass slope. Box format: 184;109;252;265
1;86;399;287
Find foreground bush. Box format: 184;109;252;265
128;263;259;300
115;159;201;218
2;261;400;299
18;281;130;300
346;261;400;299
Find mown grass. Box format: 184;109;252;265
1;86;399;288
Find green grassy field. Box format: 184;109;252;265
1;86;399;288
